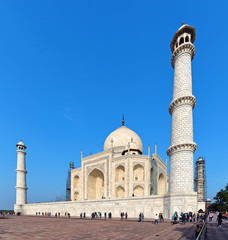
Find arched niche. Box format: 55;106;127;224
87;168;104;200
115;186;125;198
158;173;165;195
150;168;154;182
133;185;144;197
74;175;80;188
115;165;125;182
74;192;79;201
133;164;144;181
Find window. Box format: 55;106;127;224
179;37;184;45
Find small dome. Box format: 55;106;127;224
104;125;143;153
16;140;26;149
17;141;25;146
178;24;189;31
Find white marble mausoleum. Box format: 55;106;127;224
14;23;205;219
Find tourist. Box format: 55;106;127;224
138;213;142;222
154;214;158;224
125;212;128;220
217;212;223;227
104;212;107;219
182;214;186;225
120;212;123;220
172;216;178;224
80;213;82;219
84;212;86;218
68;213;70;218
209;212;213;222
197;213;199;222
194;224;201;238
159;213;164;222
142;213;144;221
193;213;196;222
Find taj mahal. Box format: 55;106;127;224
14;23;206;219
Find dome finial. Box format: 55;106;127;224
122;115;125;126
182;20;184;25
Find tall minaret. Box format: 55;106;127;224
167;24;197;194
195;157;205;202
15;140;28;205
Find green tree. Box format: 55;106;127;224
211;183;228;212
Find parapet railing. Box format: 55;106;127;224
196;215;208;240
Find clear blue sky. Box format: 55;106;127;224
0;1;227;209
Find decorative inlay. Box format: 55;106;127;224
86;163;105;176
115;183;125;189
133;183;144;189
115;163;125;169
133;162;145;168
167;143;197;156
169;95;196;115
171;43;195;68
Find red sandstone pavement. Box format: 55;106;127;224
0;216;197;240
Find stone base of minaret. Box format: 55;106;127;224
163;192;198;219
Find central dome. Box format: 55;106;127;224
103;125;143;153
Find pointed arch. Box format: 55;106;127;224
74;191;79;200
150;168;154;182
179;37;184;45
74;175;80;188
115;165;125;182
133;185;144;197
87;168;104;200
133;164;144;181
158;173;165;195
115;186;125;198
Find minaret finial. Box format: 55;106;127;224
122;115;125;126
182;20;184;25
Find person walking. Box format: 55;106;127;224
160;213;164;222
217;212;223;227
125;212;128;220
209;212;213;222
138;213;142;222
142;213;144;221
104;212;107;219
182;213;186;225
154;214;159;224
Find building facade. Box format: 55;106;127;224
71;120;169;202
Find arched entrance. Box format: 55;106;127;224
115;186;125;198
74;176;80;188
158;173;165;195
115;165;125;182
87;169;104;200
133;164;144;181
133;185;144;197
74;192;79;200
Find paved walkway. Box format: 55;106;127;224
0;216;197;240
206;213;228;240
